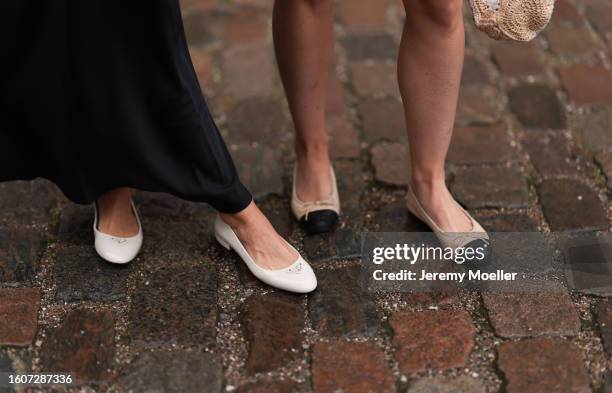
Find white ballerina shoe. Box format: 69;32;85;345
214;215;317;293
93;201;143;264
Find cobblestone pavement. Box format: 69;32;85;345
2;0;612;392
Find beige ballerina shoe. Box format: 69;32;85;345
405;187;490;257
469;0;555;41
291;165;340;234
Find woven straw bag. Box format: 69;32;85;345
469;0;555;41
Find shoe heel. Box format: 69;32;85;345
215;235;231;250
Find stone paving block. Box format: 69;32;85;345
54;246;131;303
508;84;565;129
0;224;47;284
475;211;540;232
338;0;389;33
0;353;15;393
222;41;277;98
258;197;293;239
586;3;612;35
447;125;516;164
225;7;267;44
303;228;362;262
538;179;607;232
491;41;545;76
482;290;580;338
359;98;405;143
0;288;39;347
456;85;500;126
341;34;397;61
406;376;486;393
596;298;612;355
230;143;284;200
560;65;612;104
41;309;115;383
118;351;223;393
0;179;61;224
371;142;410;186
311;341;395;393
497;338;590;393
241;292;304;374
335;160;366;224
570;105;612;153
521;131;584;177
370;200;431;232
400;291;461;308
606;371;612;393
550;0;583;26
236;379;300;393
183;11;219;48
226;97;287;148
451;166;530;209
189;47;214;88
595;149;612;190
351;62;399;98
309;267;381;338
461;55;490;86
129;262;218;348
326;77;361;159
141;217;212;259
389;309;474;373
546;24;604;55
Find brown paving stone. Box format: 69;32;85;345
596;298;612;355
119;351;223;393
226;96;286;147
0;179;61;224
183;11;218;48
338;0;389;33
225;7;267;44
302;228;362;262
326;77;360;159
222;41;277;98
560;65;612;105
483;291;580;338
189;47;213;88
311;341;395;393
475;211;540;232
0;224;47;284
351;62;399;98
508;84;565;129
546;24;604;55
400;291;460;308
497;338;590;393
447;125;516;165
309;266;381;338
595;149;612;189
550;0;583;26
521;131;585;177
241;292;304;374
236;379;299;393
370;200;431;232
451;166;530;209
230;143;284;200
406;376;486;393
389;310;474;373
456;85;500;126
341;34;397;61
538;179;607;231
570;104;612;153
586;3;612;35
54;246;131;303
41;309;115;383
359;98;405;143
491;41;545;76
129;262;218;348
336;160;366;225
0;288;39;347
371;142;410;186
461;55;490;86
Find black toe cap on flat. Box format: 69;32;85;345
299;210;339;234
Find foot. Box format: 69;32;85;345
96;188;140;237
219;202;298;270
295;147;332;203
410;179;472;232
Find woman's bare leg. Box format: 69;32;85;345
272;0;334;202
97;188;139;236
400;0;471;232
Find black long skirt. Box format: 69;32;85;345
0;0;252;213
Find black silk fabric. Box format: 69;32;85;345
0;0;252;213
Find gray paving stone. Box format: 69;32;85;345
118;351;223;393
456;85;500;126
451;166;530;209
461;55;490;86
358;98;406;143
0;179;61;224
521;131;585;177
0;354;15;393
54;246;131;303
0;224;47;284
230;143;284;200
303;228;362;263
570;105;612;153
335;160;366;226
508;84;565;129
406;376;486;393
370;200;430;232
129;262;218;348
341;34;397;61
308;266;381;338
596;298;612;356
538;179;607;232
475;211;540;232
447;125;517;164
371;142;410;186
225;97;287;148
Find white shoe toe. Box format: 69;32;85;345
93;202;143;265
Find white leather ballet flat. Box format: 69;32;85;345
93;201;143;265
214;215;317;293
